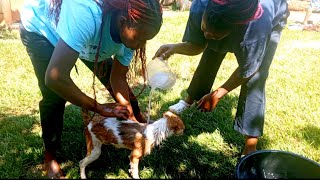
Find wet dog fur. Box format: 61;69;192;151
79;109;185;179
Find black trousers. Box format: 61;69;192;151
19;24;65;153
19;23;141;154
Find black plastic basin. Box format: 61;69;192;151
235;150;320;179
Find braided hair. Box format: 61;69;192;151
49;0;163;98
102;0;163;96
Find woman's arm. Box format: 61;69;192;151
45;39;129;119
211;67;254;101
109;57;138;121
172;41;207;56
220;67;252;93
197;67;254;112
153;41;207;60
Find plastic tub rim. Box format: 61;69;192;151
235;149;320;179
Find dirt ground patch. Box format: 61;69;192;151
288;11;320;24
287;0;320;24
288;0;310;11
287;11;320;31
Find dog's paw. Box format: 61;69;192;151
80;170;87;179
132;175;140;179
128;169;140;179
79;162;87;179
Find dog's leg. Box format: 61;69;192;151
82;108;94;156
85;128;93;156
129;149;143;179
79;138;102;179
129;133;144;179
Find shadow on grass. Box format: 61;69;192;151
301;125;320;149
0;84;272;179
60;85;272;179
137;89;271;179
0;113;44;179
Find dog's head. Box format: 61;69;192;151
163;111;185;135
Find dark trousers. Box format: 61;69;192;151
187;30;283;137
19;24;141;154
19;24;65;154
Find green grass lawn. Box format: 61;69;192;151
0;11;320;179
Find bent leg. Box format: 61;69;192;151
79;137;102;179
187;48;226;101
234;30;283;155
169;48;225;114
129;134;144;179
19;23;66;178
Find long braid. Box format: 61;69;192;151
129;0;162;96
103;0;162;97
49;0;62;25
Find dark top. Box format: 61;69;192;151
182;0;289;78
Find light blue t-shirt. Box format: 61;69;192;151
20;0;134;66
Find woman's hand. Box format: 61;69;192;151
97;103;130;119
152;44;176;60
197;90;220;112
197;88;228;112
153;42;206;60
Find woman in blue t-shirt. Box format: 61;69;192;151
153;0;289;158
19;0;162;178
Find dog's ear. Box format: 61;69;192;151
163;111;177;119
164;111;185;134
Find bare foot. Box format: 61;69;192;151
45;160;65;179
242;136;258;156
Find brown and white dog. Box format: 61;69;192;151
79;109;185;179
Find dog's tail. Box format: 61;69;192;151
81;108;95;156
81;108;92;126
